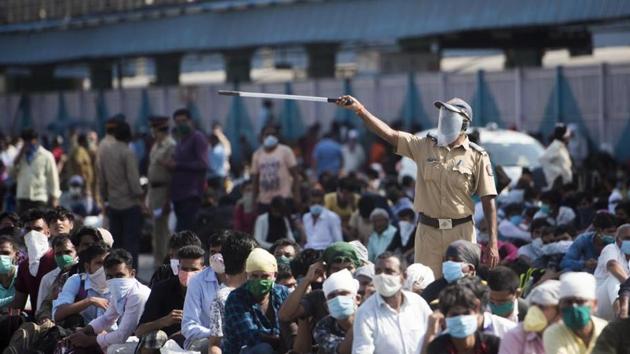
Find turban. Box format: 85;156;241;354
323;269;359;297
245;248;278;273
559;272;596;300
349;240;368;265
526;280;561;306
323;242;361;269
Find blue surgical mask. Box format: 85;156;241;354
510;215;523;226
263;135;279;148
327;295;356;320
442;261;465;283
539;203;550;214
310;204;324;216
0;255;14;274
621;240;630;255
446;314;479;338
601;234;616;245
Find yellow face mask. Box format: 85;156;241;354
523;306;548;332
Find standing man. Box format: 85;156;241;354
166;109;208;232
337;96;499;276
98;120;144;266
11;129;61;214
147;116;176;266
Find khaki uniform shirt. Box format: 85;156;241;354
147;136;176;209
396;132;497;219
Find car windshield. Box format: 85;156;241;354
483;142;544;168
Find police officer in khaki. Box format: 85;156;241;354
147;115;176;266
337;96;499;277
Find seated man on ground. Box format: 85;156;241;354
53;243;111;328
487;266;528;322
223;248;290;354
135;245;205;353
65;249;151;352
0;236;19;311
561;211;617;272
149;230;203;287
594;224;630;320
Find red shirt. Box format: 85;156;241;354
14;248;56;314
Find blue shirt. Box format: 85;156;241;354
53;273;111;324
313;138;343;176
182;267;219;349
368;225;398;263
0;268;17;310
208;144;226;178
223;284;289;354
560;232;598;272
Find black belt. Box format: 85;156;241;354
150;182;167;188
419;213;472;230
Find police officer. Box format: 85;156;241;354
337;96;499;276
147;115;176;265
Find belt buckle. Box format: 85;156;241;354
438;218;453;230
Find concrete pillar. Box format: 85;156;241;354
223;48;254;83
396;37;441;72
504;48;544;68
306;42;339;79
154;53;182;86
89;60;113;90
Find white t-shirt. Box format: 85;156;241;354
594;243;630;285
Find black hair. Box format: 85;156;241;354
20;128;38;141
592;211;617;230
439;281;481;315
71;226;100;247
338;177;357;193
104;248;134;270
376;251;402;272
114;121;132;143
177;245;206;260
504;203;523;217
401;175;415;187
277;263;294;281
529;218;551;233
221;231;258;275
0;235;17;251
168;231;203;250
173;108;191;120
270;238;301;255
208;230;230;248
397;208;416;219
290;248;323;278
79;242;110;266
487;266;520;293
46;206;75;224
52;234;73;249
21;208;48;225
0;212;19;226
456;276;490;309
270;196;286;213
540;191;561;207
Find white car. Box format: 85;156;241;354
398;127;545;187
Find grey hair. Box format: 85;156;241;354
617;224;630;237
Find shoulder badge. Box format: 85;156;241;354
469;142;487;155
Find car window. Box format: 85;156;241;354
483;142;544;168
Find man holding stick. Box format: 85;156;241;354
335;95;499;276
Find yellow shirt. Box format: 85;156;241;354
543;317;608;354
396;132;497;219
324;192;359;223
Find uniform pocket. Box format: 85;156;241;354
422;162;441;182
450;165;473;193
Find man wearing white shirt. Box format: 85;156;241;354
353;252;432;354
498;204;531;243
304;189;343;250
593;224;630;320
65;249;150;352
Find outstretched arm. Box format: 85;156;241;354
336;96;398;146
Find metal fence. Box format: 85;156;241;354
1;62;630;153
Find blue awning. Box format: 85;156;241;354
1;0;630;65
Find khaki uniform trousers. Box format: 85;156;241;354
149;185;170;265
414;221;476;278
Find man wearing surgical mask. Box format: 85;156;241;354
561;211;618;272
543;272;608;354
53;243;111;326
223;248;290;354
353;252;432;354
499;280;561;354
136;245;205;352
10;208;56;315
65;249;151;352
593;223;630;320
251;125;300;214
303;188;343;250
337;95;499;278
313;269;360;354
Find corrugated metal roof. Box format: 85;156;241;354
1;0;630;65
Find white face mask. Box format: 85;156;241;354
210;253;225;274
107;277;136;313
170;259;179;276
88;266;108;294
373;273;402;297
24;230;50;276
398;221;415;246
436;108;465;147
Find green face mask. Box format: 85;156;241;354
562;305;591;331
55;254;76;269
600;234;616;245
276;256;292;267
176;124;191;136
490;300;515;317
246;279;274;298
